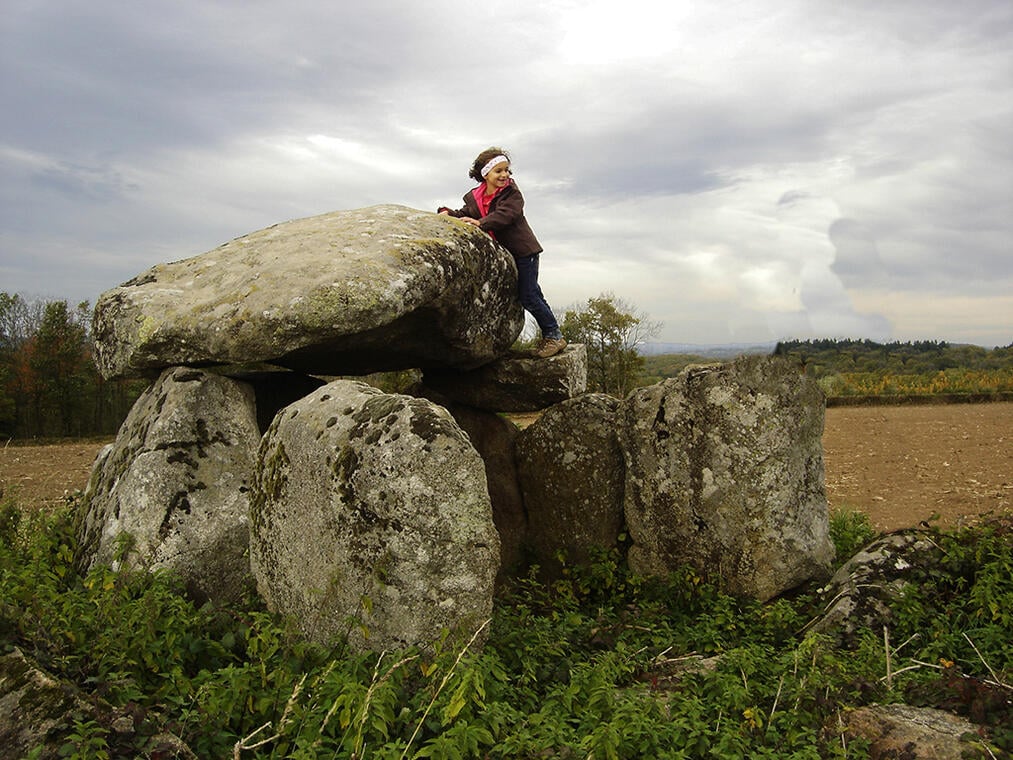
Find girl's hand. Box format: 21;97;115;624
462;217;482;226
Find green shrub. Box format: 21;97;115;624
829;507;878;567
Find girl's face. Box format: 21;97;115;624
483;161;511;193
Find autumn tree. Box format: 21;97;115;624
26;300;91;436
561;293;662;397
0;292;144;439
0;294;17;436
0;293;43;437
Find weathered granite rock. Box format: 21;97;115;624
93;205;524;379
620;355;834;600
75;367;260;604
250;380;500;652
808;531;941;644
424;396;529;579
423;344;587;412
841;704;989;759
516;394;625;575
0;649;196;759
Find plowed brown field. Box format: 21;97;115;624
822;401;1011;531
2;402;1010;532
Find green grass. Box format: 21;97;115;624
2;495;1010;759
828;508;877;568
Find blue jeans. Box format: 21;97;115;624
515;254;562;340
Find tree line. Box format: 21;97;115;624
1;292;146;440
772;339;1013;398
772;338;1013;374
640;337;1013;399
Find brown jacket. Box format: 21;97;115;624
439;182;542;258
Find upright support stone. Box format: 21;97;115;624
250;380;500;652
516;394;625;576
74;367;260;604
620;355;834;600
418;393;529;581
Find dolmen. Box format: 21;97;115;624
76;204;834;653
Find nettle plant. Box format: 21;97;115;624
1;496;1010;759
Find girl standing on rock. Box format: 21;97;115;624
438;147;567;359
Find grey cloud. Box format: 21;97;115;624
524;70;936;205
1;1;450;158
1;0;1010;347
0;148;139;238
823;0;1013;45
32;161;138;202
778;191;815;208
829;218;886;287
527;108;828;201
798;265;893;341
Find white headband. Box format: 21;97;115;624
480;155;509;177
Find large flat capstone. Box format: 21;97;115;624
93;205;524;379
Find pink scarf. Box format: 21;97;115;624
472;179;511;218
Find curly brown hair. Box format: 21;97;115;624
468;147;511;182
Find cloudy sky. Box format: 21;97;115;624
2;0;1010;347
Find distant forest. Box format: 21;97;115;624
639;338;1013;400
1;293;147;440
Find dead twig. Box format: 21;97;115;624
233;673;307;758
768;674;785;724
963;632;1011;691
884;626;893;689
400;619;490;760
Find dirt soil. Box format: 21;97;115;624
821;401;1011;531
2;403;1010;532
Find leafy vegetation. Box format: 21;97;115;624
639;339;1013;400
2;494;1009;758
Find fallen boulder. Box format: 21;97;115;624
620;355;834;600
250;380;500;652
93;205;524;379
807;531;941;644
75;367;260;604
841;704;990;759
